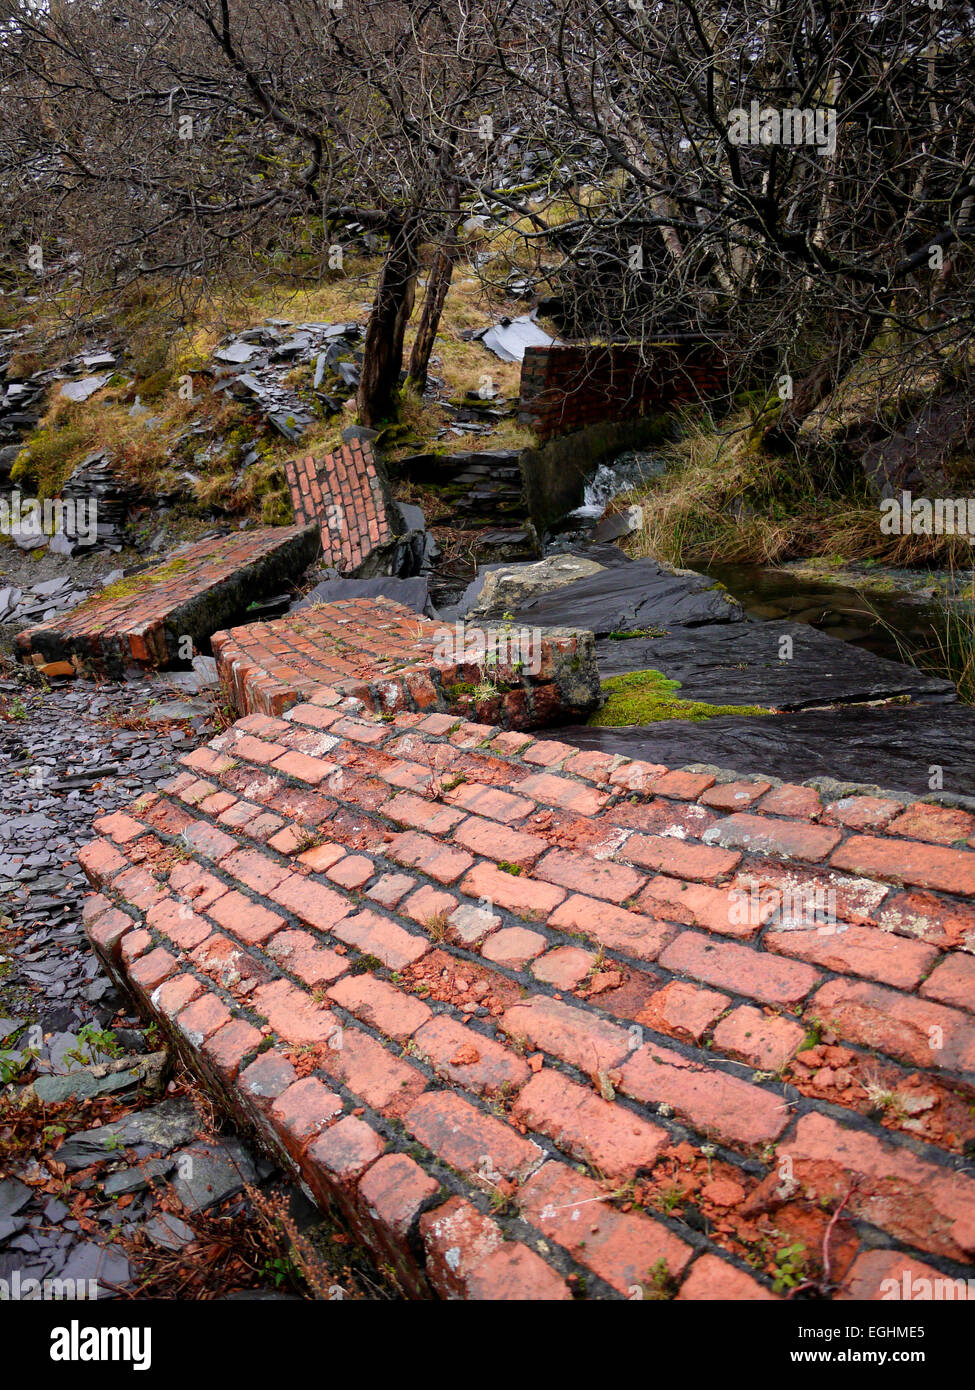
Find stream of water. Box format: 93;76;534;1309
547;449;952;672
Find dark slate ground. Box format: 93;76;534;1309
541;703;975;801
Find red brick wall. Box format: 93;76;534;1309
518;341;728;441
285;440;395;574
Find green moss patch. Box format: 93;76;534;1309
587;667;770;726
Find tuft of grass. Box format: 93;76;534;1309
623;409;975;571
868;566;975;704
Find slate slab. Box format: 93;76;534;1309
144;1213;196;1252
596;620;957;708
58;1241;131;1295
499;558;745;633
167;1137;258;1212
541;702;975;800
0;1178;32;1220
56;1097;200;1169
292;574;432;617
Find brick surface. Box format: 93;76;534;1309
712;1005;806;1071
659;931;819;1005
677;1254;777;1300
512;1069;668;1178
620;1043;790;1148
779;1112;975;1261
17;525;319;678
520;1161;693;1293
89;625;975;1299
213;595;600;728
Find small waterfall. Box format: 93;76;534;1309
569;450;667;520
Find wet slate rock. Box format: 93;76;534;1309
101;1156;174;1196
596;620;957;708
498;558;745;633
56;1097;200;1169
144;1213;196;1252
0;1178;32;1221
33;1064;144;1105
292;573;432;616
58;1241;131;1295
167;1137;258;1213
542;702;975;800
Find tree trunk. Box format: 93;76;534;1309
761;309;885;451
407;213;460;394
356;214;420;428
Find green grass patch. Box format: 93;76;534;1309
587;667;770;726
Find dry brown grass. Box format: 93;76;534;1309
625;409;975;570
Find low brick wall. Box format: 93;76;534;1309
80;701;975;1299
15;525;321;679
211;596;601;727
518;341;728;441
285;440;400;575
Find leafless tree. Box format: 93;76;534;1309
484;0;975;455
0;0;527;425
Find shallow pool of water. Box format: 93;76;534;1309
701;561;945;668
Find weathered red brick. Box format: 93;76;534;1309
332;908;430;970
620;1042;789;1147
513;1069;668;1178
271;1077;344;1147
453;816;548;870
406;1091;542;1184
501;995;633;1073
358;1153;439;1240
839;1249;973;1301
623;834;741;883
765;923;938;991
637;980;730;1044
887;802;975;845
712;1005;806;1071
700;780;772;811
702;813;842;862
548;894;676;961
677;1254;777;1300
831;835;975;895
307;1114;384;1188
659;932;819;1006
252;978;340;1045
460;861;565;918
328;973;432;1041
810;978;975;1074
520;1161;692;1294
919;954;975;1013
480;927;547;969
209;889;285;946
531;944;598;990
413;1015;530;1097
779;1111;975;1262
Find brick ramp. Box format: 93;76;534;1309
211;598;601;729
81;701;975;1300
285;440;402;575
16;525;321;678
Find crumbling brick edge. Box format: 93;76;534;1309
82;894;572;1301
